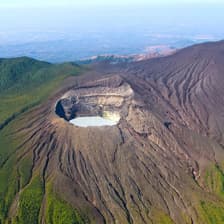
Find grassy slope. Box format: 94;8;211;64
0;57;86;224
16;176;44;224
0;57;81;124
195;164;224;224
45;183;88;224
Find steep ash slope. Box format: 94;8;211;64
2;41;224;224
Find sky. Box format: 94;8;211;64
0;0;224;61
1;0;223;35
1;0;224;7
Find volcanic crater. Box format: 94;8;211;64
55;75;134;127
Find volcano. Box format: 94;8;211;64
1;41;224;224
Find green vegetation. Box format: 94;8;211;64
151;185;224;224
45;183;88;224
199;201;224;224
193;164;224;224
0;156;19;222
0;121;23;222
0;57;81;124
0;57;83;223
0;116;41;223
16;176;44;224
151;209;175;224
0;57;49;92
155;215;174;224
204;164;224;198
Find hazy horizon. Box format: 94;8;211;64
0;1;224;62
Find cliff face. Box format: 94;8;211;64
2;41;224;224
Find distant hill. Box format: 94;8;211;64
0;56;81;126
77;46;177;65
0;57;50;92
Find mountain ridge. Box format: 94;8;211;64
1;40;224;223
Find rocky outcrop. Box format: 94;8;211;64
55;75;133;123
